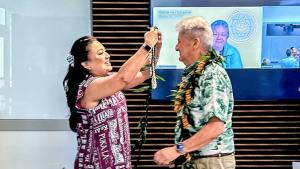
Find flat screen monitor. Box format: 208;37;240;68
150;0;300;101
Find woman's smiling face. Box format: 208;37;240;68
86;40;112;77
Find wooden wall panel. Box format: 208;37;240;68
92;1;300;168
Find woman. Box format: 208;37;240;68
211;20;243;68
63;28;162;169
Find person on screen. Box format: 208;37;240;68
281;48;299;68
63;28;162;169
153;16;236;169
261;58;270;66
290;47;299;60
211;20;243;68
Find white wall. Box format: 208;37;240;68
0;131;77;169
293;162;300;169
0;0;91;119
0;0;91;168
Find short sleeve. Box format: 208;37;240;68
75;72;116;109
199;68;231;123
75;76;97;110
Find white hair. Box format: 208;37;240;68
176;16;213;51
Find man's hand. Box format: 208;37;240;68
153;146;181;167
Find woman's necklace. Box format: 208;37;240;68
150;45;157;89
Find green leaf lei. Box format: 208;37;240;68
169;48;225;168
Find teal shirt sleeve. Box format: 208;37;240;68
223;43;243;68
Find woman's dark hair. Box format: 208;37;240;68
63;35;97;132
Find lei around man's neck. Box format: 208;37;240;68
173;48;225;114
171;48;226;165
182;48;226;76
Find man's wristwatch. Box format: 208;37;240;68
176;142;186;155
143;43;152;52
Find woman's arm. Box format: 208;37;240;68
123;30;162;89
81;29;158;109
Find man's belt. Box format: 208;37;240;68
194;152;234;159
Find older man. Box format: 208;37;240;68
211;20;243;68
154;16;236;169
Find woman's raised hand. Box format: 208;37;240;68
144;27;159;48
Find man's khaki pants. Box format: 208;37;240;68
182;154;236;169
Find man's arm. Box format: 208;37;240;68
153;116;224;166
180;116;224;152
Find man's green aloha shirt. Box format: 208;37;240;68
174;61;235;156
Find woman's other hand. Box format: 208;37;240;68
155;30;163;61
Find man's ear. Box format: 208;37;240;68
193;38;201;50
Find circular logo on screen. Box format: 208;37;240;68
227;10;257;43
